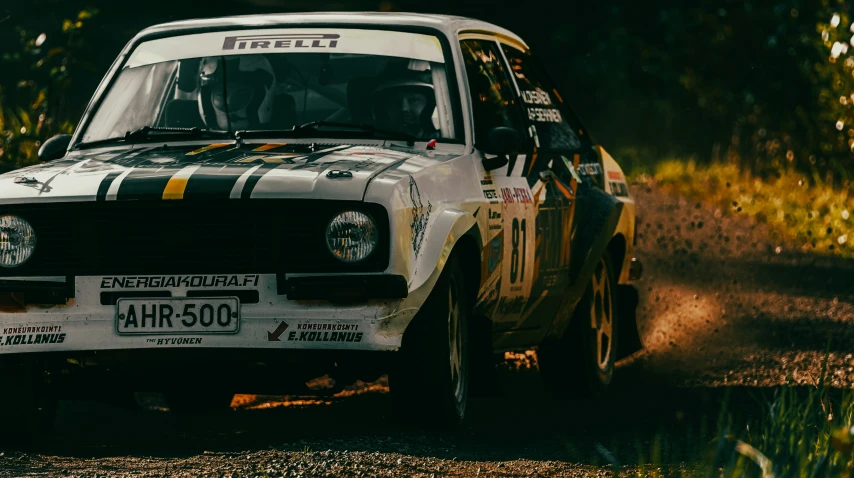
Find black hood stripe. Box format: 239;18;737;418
236;146;354;199
58;143;421;201
229;164;263;199
96;171;123;201
240;162;282;200
115;168;181;201
183;165;258;200
105;169;134;201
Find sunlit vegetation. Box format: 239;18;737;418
596;356;854;476
719;386;854;477
636;159;854;258
0;8;98;173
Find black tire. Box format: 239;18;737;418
389;255;469;428
539;251;620;399
163;391;235;414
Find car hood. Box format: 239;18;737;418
0;143;428;204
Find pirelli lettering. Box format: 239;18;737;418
101;275;260;289
222;33;340;51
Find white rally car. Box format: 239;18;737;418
0;12;642;434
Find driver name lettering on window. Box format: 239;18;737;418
501;45;582;151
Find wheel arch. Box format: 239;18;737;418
399;219;485;354
606;232;643;360
403;209;483;326
606;233;627;278
429;223;498;398
449;229;482;309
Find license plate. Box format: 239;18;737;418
116;297;240;335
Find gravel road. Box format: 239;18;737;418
3;181;853;477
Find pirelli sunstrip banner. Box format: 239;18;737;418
125;28;446;68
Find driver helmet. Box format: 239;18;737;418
198;55;276;130
372;71;437;138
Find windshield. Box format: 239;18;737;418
79;28;458;144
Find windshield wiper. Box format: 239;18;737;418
125;126;234;141
234;121;417;145
74;127;234;150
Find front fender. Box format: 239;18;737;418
373;207;480;343
409;208;479;305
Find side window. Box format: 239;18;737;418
459;39;526;146
501;45;585;152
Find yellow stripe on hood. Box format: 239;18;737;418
163;165;201;200
252;144;287;152
186;143;230;156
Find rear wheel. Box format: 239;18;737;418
539;251;619;398
389;256;469;428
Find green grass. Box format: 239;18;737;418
618;157;854;475
708;357;854;477
632;160;854;258
603;356;854;476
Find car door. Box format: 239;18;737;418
497;42;601;335
458;36;537;332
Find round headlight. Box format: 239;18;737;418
326;211;379;263
0;215;36;268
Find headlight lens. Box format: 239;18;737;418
326;211;379;263
0;215;36;268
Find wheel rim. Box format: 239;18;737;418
590;259;613;370
448;274;465;402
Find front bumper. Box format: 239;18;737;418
0;274;416;355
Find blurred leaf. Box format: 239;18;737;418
829;427;853;453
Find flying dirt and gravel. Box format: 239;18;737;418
2;180;852;477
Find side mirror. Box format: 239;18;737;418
478;127;521;171
38;134;72;162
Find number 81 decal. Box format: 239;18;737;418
493;175;535;323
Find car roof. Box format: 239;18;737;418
133;11;528;49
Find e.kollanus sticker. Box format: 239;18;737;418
0;326;65;346
267;321;364;343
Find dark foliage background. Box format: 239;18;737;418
2;0;853;187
